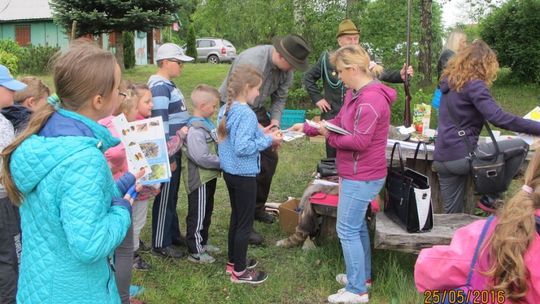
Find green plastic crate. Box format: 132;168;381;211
280;109;306;129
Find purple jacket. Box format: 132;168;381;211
434;79;540;162
305;81;397;181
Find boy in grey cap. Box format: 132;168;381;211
148;43;194;258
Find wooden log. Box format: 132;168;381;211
374;212;482;254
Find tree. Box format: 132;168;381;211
123;31;135;69
185;25;197;61
50;0;181;69
481;0;540;83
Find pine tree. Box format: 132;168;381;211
50;0;181;69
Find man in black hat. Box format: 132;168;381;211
303;19;413;158
219;34;311;244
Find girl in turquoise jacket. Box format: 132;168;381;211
1;41;135;304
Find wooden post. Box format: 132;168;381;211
70;21;77;40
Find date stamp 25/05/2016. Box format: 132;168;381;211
423;289;505;304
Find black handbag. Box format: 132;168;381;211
384;142;434;233
445;99;528;195
317;158;337;177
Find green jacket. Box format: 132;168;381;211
302;50;404;120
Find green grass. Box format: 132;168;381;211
30;64;538;303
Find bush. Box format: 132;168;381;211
18;45;60;75
185;25;197;61
123;31;136;70
0;39;21;56
481;0;540;83
0;50;19;73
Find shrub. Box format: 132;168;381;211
481;0;540;83
0;39;21;56
123;31;136;70
0;50;18;73
185;25;197;61
18;45;60;75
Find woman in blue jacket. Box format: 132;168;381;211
1;41;135;304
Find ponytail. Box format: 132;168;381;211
2;103;56;205
217;64;262;141
484;149;540;301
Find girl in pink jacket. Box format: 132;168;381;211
291;45;396;304
415;149;540;304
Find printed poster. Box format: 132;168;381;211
112;114;171;185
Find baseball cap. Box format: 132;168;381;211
0;65;27;91
155;43;194;62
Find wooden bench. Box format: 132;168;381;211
311;202;483;253
373;212;482;254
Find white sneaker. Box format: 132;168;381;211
203;244;221;254
328;290;369;303
188;252;215;264
336;274;372;288
336;273;348;285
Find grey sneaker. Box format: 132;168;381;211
230;269;268;284
188;252;215;264
203;244;221;254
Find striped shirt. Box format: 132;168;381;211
147;75;190;140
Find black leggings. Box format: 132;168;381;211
223;173;256;272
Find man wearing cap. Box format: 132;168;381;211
0;64;27;304
303;19;413;157
219;34;312;244
148;43;194;258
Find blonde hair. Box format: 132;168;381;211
444;30;467;53
330;45;384;78
483;149;540;301
217;65;262;141
13;76;51;104
442;39;499;92
1;40;118;205
191;84;220;108
128;83;149;98
119;88;138;115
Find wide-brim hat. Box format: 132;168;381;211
272;34;311;72
336;19;360;38
0;65;26;91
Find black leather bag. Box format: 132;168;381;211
445;99;528;195
317;158;337;177
384;142;433;233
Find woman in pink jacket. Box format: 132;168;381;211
291;45;396;304
415;149;540;303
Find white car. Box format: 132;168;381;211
191;38;237;64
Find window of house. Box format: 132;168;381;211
15;25;31;46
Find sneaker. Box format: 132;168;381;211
230;269;268;284
133;254;151;271
188;252;215;264
203;244;221;254
336;274;372;288
254;212;275;224
152;246;183;259
129;285;144;298
129;298;145;304
226;259;258;274
328;290;369;304
477;195;501;213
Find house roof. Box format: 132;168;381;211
0;0;53;22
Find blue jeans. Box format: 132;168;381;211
337;177;385;294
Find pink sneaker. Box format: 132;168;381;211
225;259;258;274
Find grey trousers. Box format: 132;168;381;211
434;138;528;213
115;224;134;304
